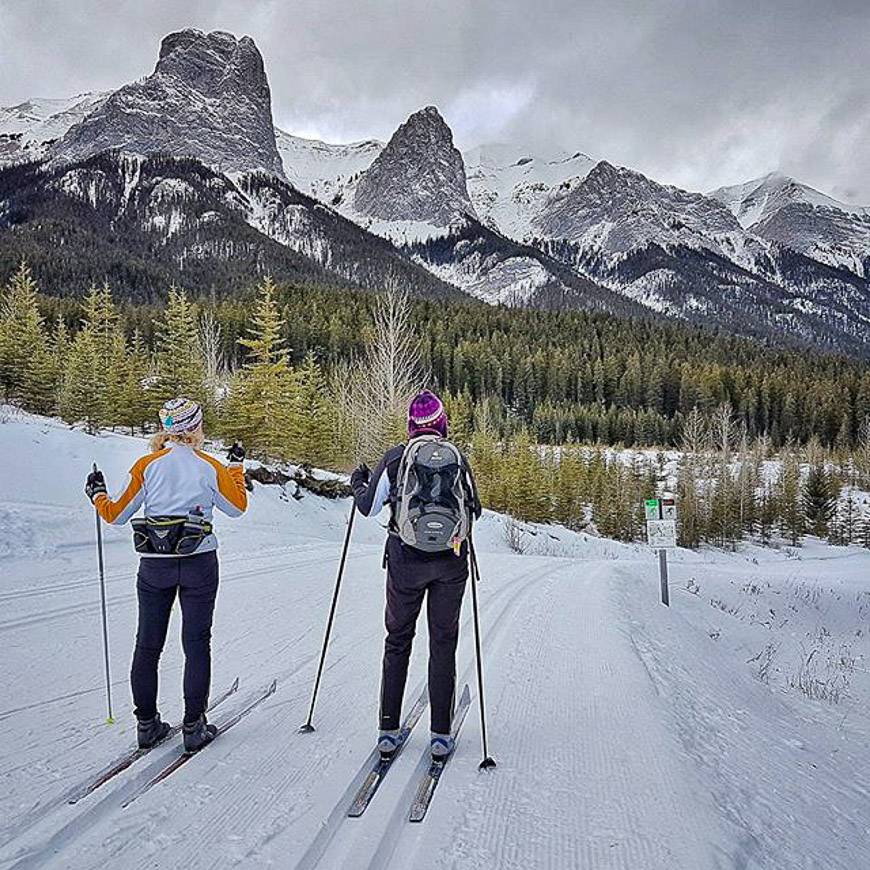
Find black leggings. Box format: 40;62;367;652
132;551;219;723
380;569;467;735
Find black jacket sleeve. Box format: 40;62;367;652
351;452;391;517
462;454;483;520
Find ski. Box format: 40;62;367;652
121;679;277;808
346;686;428;818
67;677;240;805
408;683;472;823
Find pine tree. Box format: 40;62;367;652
777;448;805;546
116;329;153;434
154;287;206;406
802;462;837;539
58;284;125;431
291;351;334;467
219;277;297;460
0;261;48;404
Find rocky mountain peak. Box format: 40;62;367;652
533;160;742;252
353;105;476;227
51;29;284;177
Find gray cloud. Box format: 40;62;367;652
1;0;868;201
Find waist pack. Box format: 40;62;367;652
132;514;213;557
394;435;471;554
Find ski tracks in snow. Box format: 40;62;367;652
384;560;732;870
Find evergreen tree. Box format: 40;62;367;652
291;351;334;466
0;261;48;403
802;462;837;539
219;277;297;460
58;284;125;431
777;449;805;546
154;287;206;406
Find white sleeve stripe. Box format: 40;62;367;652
368;468;391;518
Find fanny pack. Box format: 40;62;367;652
132;514;213;556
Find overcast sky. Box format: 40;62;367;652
2;0;868;201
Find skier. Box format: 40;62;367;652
351;390;481;762
84;397;248;752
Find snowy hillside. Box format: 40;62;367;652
0;93;108;165
274;128;383;204
464;143;597;239
710;172;869;228
2;410;869;869
710;172;870;278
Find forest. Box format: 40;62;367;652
2;260;868;551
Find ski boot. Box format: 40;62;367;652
430;732;455;762
182;714;218;753
137;713;171;750
378;729;401;761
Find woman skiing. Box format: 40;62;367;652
351;390;481;761
84;397;248;752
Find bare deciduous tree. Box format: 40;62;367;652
199;311;227;403
337;284;426;461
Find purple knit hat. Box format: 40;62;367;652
408;390;448;438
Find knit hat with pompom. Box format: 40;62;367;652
159;397;203;434
408;390;448;438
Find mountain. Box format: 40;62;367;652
0;152;459;302
274;129;383;204
0;93;108;165
352;106;477;233
525;162;870;356
51;29;285;177
710;172;870;278
464;143;596;238
405;217;652;317
3;30;870;357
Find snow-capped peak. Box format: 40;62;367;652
709;171;868;229
464;141;597;239
0;92;109;165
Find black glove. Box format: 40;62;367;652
350;462;371;489
227;442;246;464
85;470;107;502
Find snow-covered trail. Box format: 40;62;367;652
3;413;870;869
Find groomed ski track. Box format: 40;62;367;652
4;416;870;868
2;543;732;870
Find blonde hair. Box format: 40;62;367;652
149;428;205;452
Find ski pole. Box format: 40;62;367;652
92;463;115;725
468;537;496;770
299;502;356;733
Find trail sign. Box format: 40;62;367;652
646;519;677;549
644;497;677;606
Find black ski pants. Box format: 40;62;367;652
380;557;467;735
132;551;219;723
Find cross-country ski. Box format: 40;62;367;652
346;686;428;817
408;683;472;823
67;676;239;805
121;679;278;808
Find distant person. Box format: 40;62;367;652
84;398;247;752
351;390;481;761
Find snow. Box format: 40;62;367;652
464;142;597;240
274;128;383;203
710;171;870;229
419;252;552;306
0;93;108;165
2;410;870;869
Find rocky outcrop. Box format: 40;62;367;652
353;106;475;226
51;29;284;177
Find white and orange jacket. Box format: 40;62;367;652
94;443;248;556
